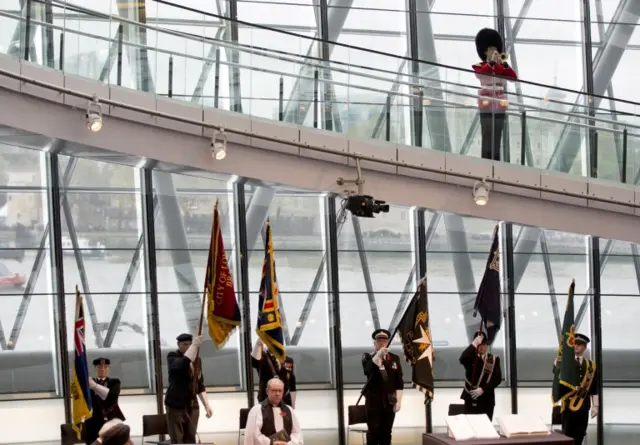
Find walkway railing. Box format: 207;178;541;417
2;0;639;185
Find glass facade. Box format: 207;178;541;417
1;1;640;444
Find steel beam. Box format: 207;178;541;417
233;181;255;405
351;214;380;330
414;0;478;342
594;0;624;176
282;0;354;124
140;169;164;413
0;319;6;350
503;0;536;168
289;203;347;345
190;27;225;102
47;152;71;422
512;0;640;291
325;196;346;445
103;195;160;347
223;0;242;112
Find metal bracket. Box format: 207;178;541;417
336;158;365;195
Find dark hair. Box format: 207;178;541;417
101;423;130;445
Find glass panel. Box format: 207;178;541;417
0;144;56;395
154;171;240;388
337;202;413;362
426;214;504;380
245;188;330;381
58;155;149;390
600;239;640;440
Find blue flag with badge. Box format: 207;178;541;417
256;220;286;362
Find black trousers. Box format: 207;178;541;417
365;404;396;445
84;417;105;445
166;406;199;444
562;409;589;445
464;400;495;421
480;112;506;161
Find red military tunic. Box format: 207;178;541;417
472;62;518;111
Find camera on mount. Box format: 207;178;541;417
345;195;390;218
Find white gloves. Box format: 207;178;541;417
93;384;109;400
184;335;203;362
472;335;484;348
290;391;297;408
394;390;403;413
89;379;109;400
470;388;484;399
199;392;213;418
252;339;263;360
373;347;389;366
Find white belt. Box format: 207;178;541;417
480;85;505;92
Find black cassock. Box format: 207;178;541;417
362;352;404;445
84;377;125;445
459;345;502;420
252;353;297;406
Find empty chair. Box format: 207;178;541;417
142;414;170;445
347;405;368;445
60;423;85;445
238;407;250;445
448;404;466;416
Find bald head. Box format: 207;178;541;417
266;377;285;405
267;378;284;391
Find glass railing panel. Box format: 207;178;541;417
2;1;640;191
56;3;117;81
0;4;24;61
508;112;590;176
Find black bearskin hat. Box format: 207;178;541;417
475;28;504;61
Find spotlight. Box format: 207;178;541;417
86;95;103;132
211;128;227;160
473;180;489;206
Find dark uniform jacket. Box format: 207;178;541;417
164;350;205;410
459;345;502;407
85;378;124;444
554;357;598;411
362;351;404;408
252;354;296;405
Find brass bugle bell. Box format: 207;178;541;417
500;52;509;61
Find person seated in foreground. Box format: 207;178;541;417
244;377;303;445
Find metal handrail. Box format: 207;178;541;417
0;66;637;208
3;9;639;136
29;0;640;117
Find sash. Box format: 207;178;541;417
566;359;596;412
465;354;495;391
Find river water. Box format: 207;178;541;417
0;249;638;352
